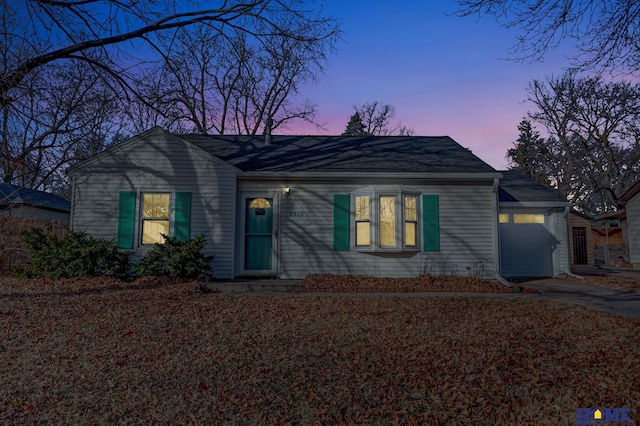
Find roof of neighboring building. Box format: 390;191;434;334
181;133;498;174
593;209;626;221
0;183;71;212
498;170;569;204
569;209;592;221
618;179;640;205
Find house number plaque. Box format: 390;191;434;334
255;208;266;215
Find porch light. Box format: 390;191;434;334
284;187;291;196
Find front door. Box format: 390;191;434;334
243;197;276;274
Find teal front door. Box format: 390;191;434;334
244;198;274;271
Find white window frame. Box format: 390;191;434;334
350;186;420;252
140;192;172;245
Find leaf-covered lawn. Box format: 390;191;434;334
1;277;639;424
569;274;640;293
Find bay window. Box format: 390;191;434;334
336;186;437;252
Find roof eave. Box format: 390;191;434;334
237;171;502;180
617;180;640;205
499;201;570;208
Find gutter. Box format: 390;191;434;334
237;171;502;181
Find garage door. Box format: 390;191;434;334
500;213;553;278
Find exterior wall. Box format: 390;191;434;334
568;213;593;266
71;132;238;279
238;179;497;279
628;194;640;267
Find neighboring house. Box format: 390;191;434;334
617;180;640;268
497;170;571;278
0;183;71;222
68;127;571;280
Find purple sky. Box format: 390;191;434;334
282;1;575;170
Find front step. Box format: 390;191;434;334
205;280;302;294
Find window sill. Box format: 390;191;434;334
353;247;421;254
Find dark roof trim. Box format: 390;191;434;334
618;180;640;206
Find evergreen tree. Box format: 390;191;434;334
507;119;552;186
342;112;368;136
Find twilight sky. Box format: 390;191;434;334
284;0;576;170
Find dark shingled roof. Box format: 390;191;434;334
498;170;568;204
0;183;71;212
182;134;497;174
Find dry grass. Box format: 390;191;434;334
1;276;639;424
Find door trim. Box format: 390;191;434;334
237;193;279;277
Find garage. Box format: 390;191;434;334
499;212;554;278
498;170;571;280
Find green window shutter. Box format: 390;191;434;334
117;191;136;249
333;194;350;251
174;192;191;242
422;194;439;251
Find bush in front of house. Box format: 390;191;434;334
133;234;213;278
16;228;131;279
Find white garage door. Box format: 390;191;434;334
500;213;554;278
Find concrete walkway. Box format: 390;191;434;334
206;274;640;321
521;278;640;321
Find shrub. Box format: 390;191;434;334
133;234;213;278
16;228;131;279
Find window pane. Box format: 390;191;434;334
380;196;395;246
158;194;169;217
513;214;545;224
355;196;370;220
142;220;169;244
249;198;271;208
404;196;417;221
405;222;416;247
499;213;509;224
356;222;370;246
143;194;153;217
143;193;169;218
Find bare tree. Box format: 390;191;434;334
143;19;330;135
455;0;640;74
1;0;340;187
1;0;339;101
0;57;120;189
351;101;415;136
508;73;640;214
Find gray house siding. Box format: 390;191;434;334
628;193;640;266
70;130;238;279
238;180;497;279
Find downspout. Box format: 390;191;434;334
563;206;584;279
492;176;513;288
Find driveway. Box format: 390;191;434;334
523;277;640;321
